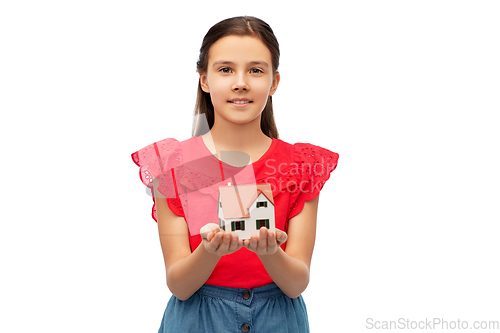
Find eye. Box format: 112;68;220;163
250;68;264;74
219;67;232;74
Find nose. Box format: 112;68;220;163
232;74;249;92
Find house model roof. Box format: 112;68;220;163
219;183;274;219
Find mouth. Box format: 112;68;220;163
228;98;252;104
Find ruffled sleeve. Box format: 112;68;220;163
131;138;185;221
288;143;339;220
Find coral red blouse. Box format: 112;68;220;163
131;135;339;289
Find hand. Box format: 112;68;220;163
200;223;243;257
243;227;288;256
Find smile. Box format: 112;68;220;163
228;101;252;104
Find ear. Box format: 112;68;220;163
269;71;280;96
199;73;210;93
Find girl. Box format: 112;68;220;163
131;16;339;333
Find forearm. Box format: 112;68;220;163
258;248;310;299
166;245;220;301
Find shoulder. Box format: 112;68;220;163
259;139;339;197
273;139;339;168
131;136;201;166
131;137;198;188
274;140;340;218
131;137;180;166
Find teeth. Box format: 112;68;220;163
231;100;250;104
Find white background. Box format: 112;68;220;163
1;1;499;332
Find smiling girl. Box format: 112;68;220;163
131;16;339;332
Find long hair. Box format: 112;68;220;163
191;16;280;139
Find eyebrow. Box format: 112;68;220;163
212;60;270;69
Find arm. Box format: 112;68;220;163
243;196;319;298
154;180;243;300
155;194;217;300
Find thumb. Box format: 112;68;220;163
200;223;220;240
276;229;288;245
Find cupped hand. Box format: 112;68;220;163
243;227;288;256
200;223;243;256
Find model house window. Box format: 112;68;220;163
231;220;245;231
256;201;267;208
219;218;225;230
256;219;270;229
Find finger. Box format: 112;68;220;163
228;234;240;252
268;230;276;246
235;235;244;251
217;232;232;253
257;227;268;252
206;232;223;253
248;234;258;251
242;238;250;248
268;230;279;253
212;231;223;245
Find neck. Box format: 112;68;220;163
208;115;270;152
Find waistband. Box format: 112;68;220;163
196;283;284;302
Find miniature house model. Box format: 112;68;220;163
218;183;275;239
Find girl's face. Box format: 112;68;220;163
200;35;280;127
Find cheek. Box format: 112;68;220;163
252;80;272;100
208;81;228;103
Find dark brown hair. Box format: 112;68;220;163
191;16;280;139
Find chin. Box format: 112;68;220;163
219;113;262;126
229;116;261;126
213;107;263;125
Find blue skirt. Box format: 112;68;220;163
158;283;309;333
